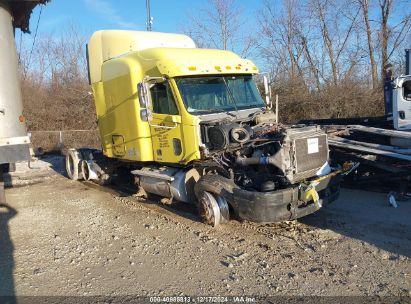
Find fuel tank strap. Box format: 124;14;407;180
131;169;175;181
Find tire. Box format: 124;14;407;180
8;163;16;173
194;174;238;226
0;176;5;204
80;160;91;181
0;163;13;173
196;191;230;226
194;174;238;199
65;149;81;180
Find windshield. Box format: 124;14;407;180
175;75;265;115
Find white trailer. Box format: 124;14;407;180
0;0;48;203
0;2;30;168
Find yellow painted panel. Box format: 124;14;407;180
91;82;106;118
150;113;184;163
88;30;260;165
97;57;153;161
169;79;201;164
88;30;196;83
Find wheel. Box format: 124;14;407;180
197;191;230;227
80;160;91;181
0;175;5;204
65;149;82;180
0;163;13;173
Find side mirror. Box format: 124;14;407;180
262;75;272;108
140;108;153;122
263;75;269;96
137;82;152;121
138;82;148;107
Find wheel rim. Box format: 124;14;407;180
65;149;80;180
66;154;75;179
81;160;90;180
198;191;229;227
215;195;230;224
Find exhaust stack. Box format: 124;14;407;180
406;49;410;76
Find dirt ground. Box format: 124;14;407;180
0;156;410;298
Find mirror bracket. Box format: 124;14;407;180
137;77;179;129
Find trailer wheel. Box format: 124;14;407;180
0;173;5;204
80;160;91;181
65;149;81;180
197;191;230;227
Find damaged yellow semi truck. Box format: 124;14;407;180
65;30;354;226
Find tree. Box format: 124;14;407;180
19;25;95;132
182;0;257;57
358;0;411;87
359;0;379;89
309;0;360;86
258;0;305;81
378;0;411;80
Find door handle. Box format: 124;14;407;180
149;122;178;129
399;111;405;119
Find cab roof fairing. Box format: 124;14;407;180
135;47;259;77
156;58;259;78
99;47;259;83
87;30;196;84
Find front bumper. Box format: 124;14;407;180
229;173;342;223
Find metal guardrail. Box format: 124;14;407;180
28;130;100;152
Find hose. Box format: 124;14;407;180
235;155;282;169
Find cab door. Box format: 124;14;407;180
149;81;184;163
393;77;411;130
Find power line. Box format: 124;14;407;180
18;29;23;64
25;4;43;77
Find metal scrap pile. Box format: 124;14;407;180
323;124;411;192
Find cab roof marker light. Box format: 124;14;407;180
188;66;197;71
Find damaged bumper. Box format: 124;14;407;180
229;173;342;223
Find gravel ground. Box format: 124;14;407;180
0;156;410;298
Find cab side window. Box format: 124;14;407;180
150;82;179;115
403;80;411;101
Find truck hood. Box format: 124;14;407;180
196;107;264;122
